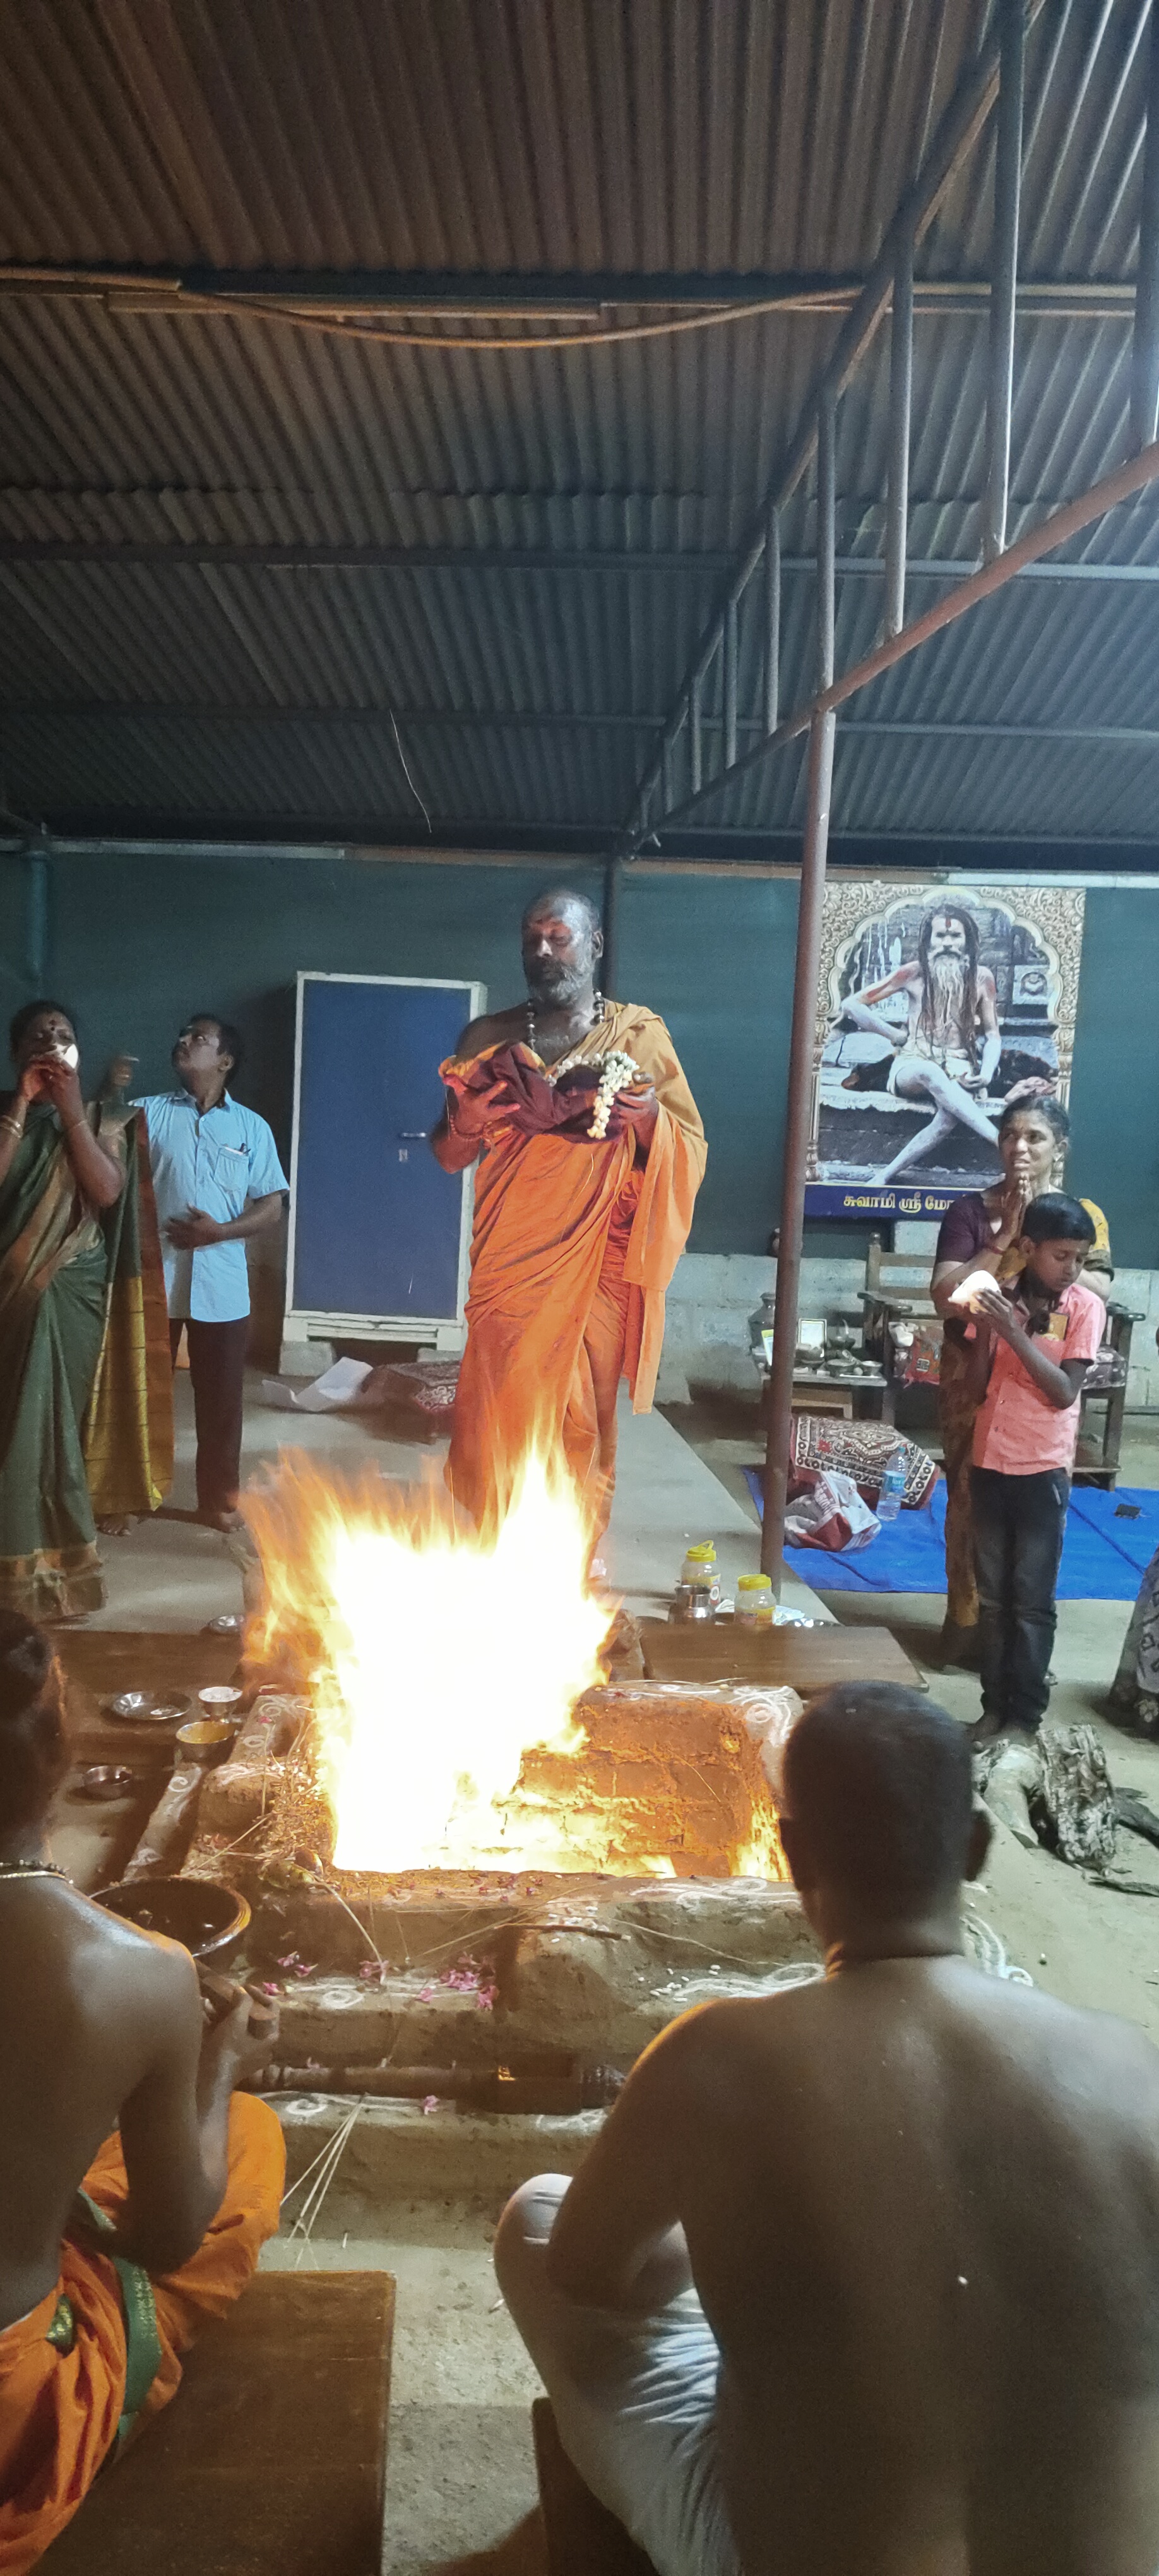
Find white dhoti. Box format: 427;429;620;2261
494;2175;740;2576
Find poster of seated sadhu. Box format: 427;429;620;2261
804;881;1086;1222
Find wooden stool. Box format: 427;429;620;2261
532;2397;659;2576
43;2270;394;2576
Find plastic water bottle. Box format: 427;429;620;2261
876;1443;907;1524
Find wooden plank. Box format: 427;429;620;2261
640;1618;925;1693
533;2398;658;2576
43;2271;393;2576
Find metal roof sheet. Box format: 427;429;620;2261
1;0;1158;849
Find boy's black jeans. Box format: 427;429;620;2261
970;1465;1069;1735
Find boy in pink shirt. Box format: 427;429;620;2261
962;1194;1104;1740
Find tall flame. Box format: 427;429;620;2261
244;1443;616;1875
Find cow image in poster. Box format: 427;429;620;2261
838;902;1049;1184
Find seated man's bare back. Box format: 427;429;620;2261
498;1685;1159;2576
0;1613;283;2572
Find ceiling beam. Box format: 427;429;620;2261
0;264;1139;320
3;703;1158;750
1;542;1157;583
624;1;1052;844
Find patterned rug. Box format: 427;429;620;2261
785;1415;938;1509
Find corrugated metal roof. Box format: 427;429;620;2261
1;0;1158;849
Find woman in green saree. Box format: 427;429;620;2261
0;1001;172;1621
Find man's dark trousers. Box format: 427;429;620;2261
970;1464;1069;1735
169;1318;249;1517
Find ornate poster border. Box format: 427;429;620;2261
804;880;1086;1214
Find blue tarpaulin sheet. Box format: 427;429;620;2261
741;1470;1159;1599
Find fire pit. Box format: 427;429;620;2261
172;1447;817;2089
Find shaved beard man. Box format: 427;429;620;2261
431;889;705;1546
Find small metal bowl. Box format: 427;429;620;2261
198;1685;243;1714
107;1690;153;1720
76;1765;136;1801
176;1717;236;1766
203;1613;244;1637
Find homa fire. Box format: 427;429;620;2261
231;1448;790;1888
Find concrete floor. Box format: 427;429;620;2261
85;1378;1159;2572
91;1373;825;1628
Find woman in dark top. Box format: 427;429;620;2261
930;1097;1111;1667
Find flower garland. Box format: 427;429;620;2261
546;1047;643;1139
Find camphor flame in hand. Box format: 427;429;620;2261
244;1443;622;1876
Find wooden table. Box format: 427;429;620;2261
640;1617;925;1694
56;1630;242;1757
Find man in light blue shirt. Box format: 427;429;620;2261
134;1016;288;1527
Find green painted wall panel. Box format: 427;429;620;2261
1067;890;1159;1271
0;849;1152;1267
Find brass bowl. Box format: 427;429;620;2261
92;1875;251;1966
176;1717;236;1766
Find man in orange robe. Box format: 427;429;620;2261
432;890;706;1541
0;1612;284;2572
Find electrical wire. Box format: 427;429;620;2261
145;289;837;354
388;710;432;834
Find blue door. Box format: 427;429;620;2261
290;975;476;1320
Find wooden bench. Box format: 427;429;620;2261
43;2270;394;2576
533;2399;658;2576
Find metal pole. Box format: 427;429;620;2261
884;235;913;636
761;709;837;1591
723;596;739;769
690;672;703;794
817;390;836;689
26;850;49;986
1132;0;1159;451
763;511;780;732
602;853;623;994
650;431;1159;832
984;0;1025;562
626;4;1047;844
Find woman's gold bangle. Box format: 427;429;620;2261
0;1113;25;1139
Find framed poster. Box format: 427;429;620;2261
804;883;1086;1220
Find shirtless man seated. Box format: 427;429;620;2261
0;1611;284;2572
497;1682;1159;2576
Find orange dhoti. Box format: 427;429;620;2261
0;2094;284;2573
445;1003;706;1541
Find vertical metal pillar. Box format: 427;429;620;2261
690;673;703;795
761;710;837;1590
26;850;49;987
723;596;739;770
816;390;836;689
602;853;623;996
763;511;780;734
1132;0;1159;452
983;0;1025;562
884;234;913;637
662;731;674;816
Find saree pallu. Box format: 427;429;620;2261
0;1106;172;1619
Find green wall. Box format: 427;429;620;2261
0;850;1154;1265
